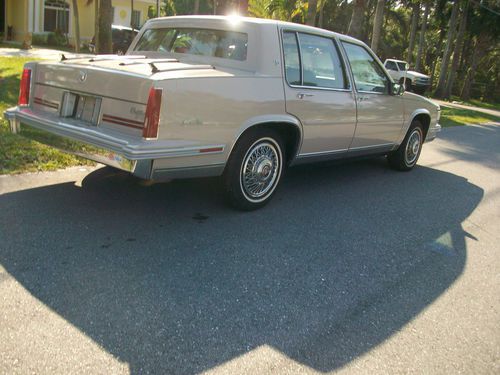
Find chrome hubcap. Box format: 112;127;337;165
405;129;421;165
241;140;281;201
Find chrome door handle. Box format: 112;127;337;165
297;93;314;99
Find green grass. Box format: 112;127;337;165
440;107;500;127
0;56;93;175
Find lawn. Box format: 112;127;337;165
439;107;500;127
0;56;93;174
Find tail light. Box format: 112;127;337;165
143;87;162;139
18;68;32;106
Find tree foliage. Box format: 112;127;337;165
117;0;500;102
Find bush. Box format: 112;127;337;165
47;29;67;47
32;33;49;45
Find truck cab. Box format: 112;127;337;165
384;59;431;95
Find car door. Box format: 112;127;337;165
282;31;357;157
341;42;404;151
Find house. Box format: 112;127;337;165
1;0;155;46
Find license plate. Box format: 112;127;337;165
60;92;101;126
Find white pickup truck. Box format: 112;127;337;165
384;59;431;95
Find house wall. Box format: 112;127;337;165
112;0;150;29
6;0;27;42
4;0;152;45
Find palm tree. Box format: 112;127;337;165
98;0;113;53
347;0;366;40
434;0;460;98
415;2;429;72
406;1;420;64
306;0;318;26
371;0;385;53
71;0;81;52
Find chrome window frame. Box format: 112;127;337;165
280;28;353;93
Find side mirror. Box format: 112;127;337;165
391;82;405;96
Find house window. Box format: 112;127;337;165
131;10;141;28
44;0;69;33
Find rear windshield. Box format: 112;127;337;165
134;28;248;61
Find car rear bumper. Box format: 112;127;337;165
4;107;226;180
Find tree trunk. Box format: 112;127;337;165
194;0;200;14
318;0;326;28
461;33;489;101
415;2;429;71
434;0;460;98
444;0;468;99
306;0;318;26
370;0;385;54
406;2;420;65
98;0;113;54
347;0;366;40
71;0;80;52
94;0;99;53
131;0;134;28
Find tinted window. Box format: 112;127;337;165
283;32;301;85
298;33;347;89
385;60;398;70
342;42;389;94
134;28;248;61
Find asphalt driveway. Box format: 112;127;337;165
0;125;499;374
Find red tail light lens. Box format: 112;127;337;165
18;68;32;106
143;87;162;139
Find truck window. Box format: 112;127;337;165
385;60;398;70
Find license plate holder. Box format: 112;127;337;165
60;92;101;126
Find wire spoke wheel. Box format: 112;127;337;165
405;128;422;166
240;139;282;202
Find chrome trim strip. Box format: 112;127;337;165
151;163;225;180
288;84;352;93
348;143;394;151
298;148;348;157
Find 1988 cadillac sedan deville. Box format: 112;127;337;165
5;16;441;210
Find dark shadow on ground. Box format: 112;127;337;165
0;158;483;374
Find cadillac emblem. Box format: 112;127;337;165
78;70;87;82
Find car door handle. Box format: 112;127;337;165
297;93;314;99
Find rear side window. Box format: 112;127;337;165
283;32;301;85
282;31;348;90
134;28;248;61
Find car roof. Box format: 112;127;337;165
147;15;364;45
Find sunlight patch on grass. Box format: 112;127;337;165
0;56;94;175
439;107;500;128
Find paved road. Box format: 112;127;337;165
1;125;499;374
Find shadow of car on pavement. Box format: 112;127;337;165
0;157;483;374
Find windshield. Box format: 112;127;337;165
397;62;408;71
133;28;248;61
